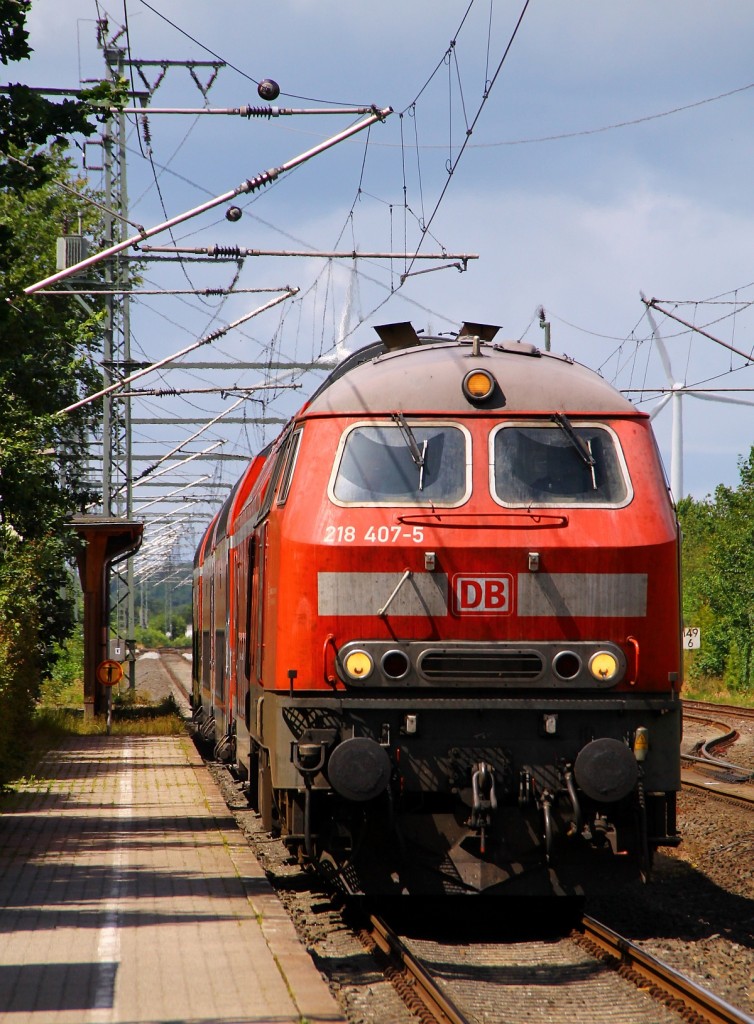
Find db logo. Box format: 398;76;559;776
453;574;513;614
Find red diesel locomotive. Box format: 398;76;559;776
192;321;682;894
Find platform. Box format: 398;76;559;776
0;731;344;1023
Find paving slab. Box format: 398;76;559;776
0;733;344;1024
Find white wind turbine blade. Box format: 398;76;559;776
642;293;675;386
648;392;673;419
642;293;683;498
335;261;358;361
681;391;754;490
687;391;754;408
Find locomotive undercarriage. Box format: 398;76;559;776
247;692;681;895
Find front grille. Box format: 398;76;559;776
419;649;544;682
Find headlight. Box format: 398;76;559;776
588;651;619;682
343;649;374;680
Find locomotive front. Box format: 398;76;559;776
246;322;682;895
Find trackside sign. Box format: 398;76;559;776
453;574;513;614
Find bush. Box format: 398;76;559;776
677;448;754;695
0;541;46;787
40;622;84;707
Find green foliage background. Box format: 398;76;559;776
0;1;106;786
678;446;754;696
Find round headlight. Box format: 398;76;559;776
343;649;374;681
381;649;410;679
462;369;495;402
589;651;619;681
553;650;581;680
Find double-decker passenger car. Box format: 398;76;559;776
193;321;682;894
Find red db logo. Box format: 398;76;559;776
453;575;513;614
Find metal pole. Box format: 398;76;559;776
101;109;113;514
116;72;139;689
139;245;478;261
642;298;754;364
24;108;392;294
57;289;298;415
118;105;377;116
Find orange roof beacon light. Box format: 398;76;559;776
462;368;495;403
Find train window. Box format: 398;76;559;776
254;523;267;678
276;428;303;506
491;422;631;507
330;421;470;506
244;536;255;681
254;431;291;524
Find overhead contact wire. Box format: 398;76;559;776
402;0;533;279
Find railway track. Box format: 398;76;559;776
684;700;754;722
140;653;751;1024
578;916;754;1024
150;648;193;708
359;911;754;1024
359;913;467;1024
681;699;754;801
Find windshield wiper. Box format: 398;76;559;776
391;411;427;490
551;413;597;489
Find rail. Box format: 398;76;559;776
580;916;754;1024
363;914;471;1024
684;700;754;722
682;704;754;785
364;910;754;1024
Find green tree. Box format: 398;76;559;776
678;447;754;692
0;0;107;783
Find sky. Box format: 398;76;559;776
12;0;754;567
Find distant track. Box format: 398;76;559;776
684;700;754;722
153;648;192;705
681;699;754;800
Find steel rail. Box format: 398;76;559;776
681;775;754;806
681;710;754;782
156;650;192;706
581;916;754;1024
682;749;753;779
682;754;754;782
684;700;754;722
367;914;471;1024
368;911;754;1024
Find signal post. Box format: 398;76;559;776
72;514;143;717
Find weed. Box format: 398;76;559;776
682;675;754;708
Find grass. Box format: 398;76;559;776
29;672;186;772
681;675;754;707
34;693;187;737
38;647;187;736
1;679;187;797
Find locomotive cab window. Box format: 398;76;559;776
276;428;303;506
330;420;471;506
491;421;631;507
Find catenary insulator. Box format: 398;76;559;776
243;105;277;119
207;245;242;258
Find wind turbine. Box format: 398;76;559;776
335;260;360;362
642;295;754;500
